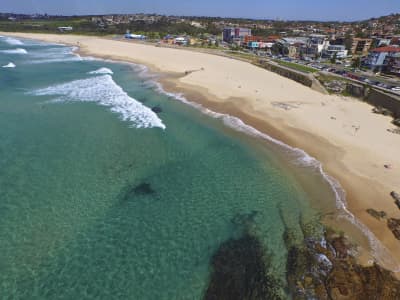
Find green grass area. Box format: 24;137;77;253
275;60;318;73
0;18;121;36
223;50;257;61
316;73;352;95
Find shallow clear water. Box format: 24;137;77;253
0;36;337;299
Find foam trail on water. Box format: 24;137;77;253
0;48;28;54
2;62;16;68
27;46;82;64
149;77;400;272
88;68;114;75
30;75;165;129
2;37;24;45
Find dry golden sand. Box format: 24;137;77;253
4;32;400;272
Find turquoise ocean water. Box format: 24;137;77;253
0;36;344;299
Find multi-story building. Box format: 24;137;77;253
305;34;330;58
322;45;348;59
223;27;251;43
385;52;400;76
366;46;400;72
351;38;373;56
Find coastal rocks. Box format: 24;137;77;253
285;228;400;300
325;258;400;299
204;233;282;300
393;118;400;127
387;128;400;135
372;106;393;116
366;208;387;220
390;191;400;209
387;218;400;240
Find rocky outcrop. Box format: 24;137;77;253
366;208;387;220
372;106;393;116
387;218;400;240
287;230;400;300
390;191;400;209
205;210;400;300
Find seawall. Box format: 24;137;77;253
347;83;400;118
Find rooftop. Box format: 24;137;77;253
371;46;400;53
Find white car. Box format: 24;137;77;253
391;86;400;91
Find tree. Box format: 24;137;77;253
344;30;353;52
352;57;361;69
271;43;283;55
330;52;337;64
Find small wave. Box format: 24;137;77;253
30;75;165;129
29;57;83;64
88;67;114;75
2;62;16;68
0;48;28;54
27;46;82;64
2;37;24;45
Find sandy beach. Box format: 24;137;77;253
3;32;400;271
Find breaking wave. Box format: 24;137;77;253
88;67;114;75
30;75;165;129
0;48;28;54
2;37;24;45
2;62;16;68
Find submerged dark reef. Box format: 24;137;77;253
204;212;283;300
204;210;400;300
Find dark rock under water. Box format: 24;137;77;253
121;182;156;203
133;182;155;195
204;233;282;300
151;106;163;114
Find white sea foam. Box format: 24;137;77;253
148;76;400;272
27;46;82;64
2;37;24;45
0;48;28;54
31;75;165;129
88;67;114;75
2;62;16;68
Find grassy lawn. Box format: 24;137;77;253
275;60;318;73
223;50;257;61
316;73;353;95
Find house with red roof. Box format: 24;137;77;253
366;46;400;72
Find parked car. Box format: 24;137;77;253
391;86;400;91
